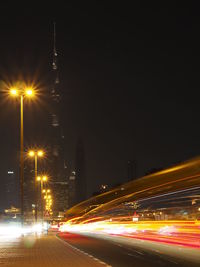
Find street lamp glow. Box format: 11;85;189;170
10;88;18;96
25;88;34;96
9;86;35;98
28;150;35;157
28;150;44;157
37;176;41;181
42;176;47;182
37;150;44;157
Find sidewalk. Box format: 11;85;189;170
0;232;107;267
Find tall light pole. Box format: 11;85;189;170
10;87;34;226
37;175;48;225
28;150;44;223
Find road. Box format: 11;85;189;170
58;232;200;267
0;231;108;267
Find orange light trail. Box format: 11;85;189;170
59;220;200;249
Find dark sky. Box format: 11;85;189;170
1;2;200;208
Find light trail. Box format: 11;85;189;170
59;220;200;249
62;157;200;256
136;186;200;203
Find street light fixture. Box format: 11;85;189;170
9;85;35;226
28;149;44;223
42;189;52;218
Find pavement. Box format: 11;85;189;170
0;231;108;267
58;232;200;267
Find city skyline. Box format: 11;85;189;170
1;3;200;210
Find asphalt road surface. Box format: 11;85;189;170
58;232;200;267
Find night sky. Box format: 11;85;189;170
1;2;200;209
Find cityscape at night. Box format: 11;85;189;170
0;2;200;267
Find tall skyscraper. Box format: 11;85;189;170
75;138;87;204
49;23;68;215
68;171;76;208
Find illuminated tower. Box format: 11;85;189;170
49;22;68;214
51;22;61;155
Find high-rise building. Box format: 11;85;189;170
49;22;68;215
6;170;17;208
75;139;87;204
68;171;76;208
23;163;35;220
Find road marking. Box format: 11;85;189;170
56;235;112;267
125;252;141;259
129;248;144;255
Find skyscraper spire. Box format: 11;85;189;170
51;21;59;127
52;22;57;70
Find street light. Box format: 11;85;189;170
28;150;44;222
37;175;48;225
10;86;35;225
42;189;52;218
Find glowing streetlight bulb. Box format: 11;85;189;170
25;89;33;96
42;176;47;182
37;176;41;181
28;150;35;157
37;150;44;157
10;88;18;96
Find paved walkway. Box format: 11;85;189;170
0;232;106;267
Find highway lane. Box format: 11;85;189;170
58;232;200;267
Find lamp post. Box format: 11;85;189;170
10;87;34;226
37;175;48;225
28;150;44;223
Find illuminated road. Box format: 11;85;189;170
59;232;200;267
59;157;200;266
0;232;107;267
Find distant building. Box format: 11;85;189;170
51;181;69;214
4;206;20;219
75;139;87;204
24;164;35;213
68;171;76;208
6;170;17;207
